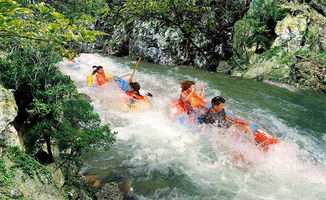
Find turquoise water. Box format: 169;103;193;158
60;54;326;200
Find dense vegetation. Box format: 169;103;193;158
103;0;252;70
0;0;114;168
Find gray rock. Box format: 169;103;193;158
46;163;65;188
0;85;24;152
0;85;17;133
273;3;326;52
96;182;123;200
290;61;326;92
216;61;232;75
243;57;277;79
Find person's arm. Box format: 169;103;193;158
226;115;237;124
181;88;194;102
118;73;131;78
199;84;205;98
226;115;253;134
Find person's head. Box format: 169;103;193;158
97;66;104;72
180;80;195;91
211;96;225;112
92;65;98;75
130;82;141;95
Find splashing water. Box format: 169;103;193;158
58;54;326;200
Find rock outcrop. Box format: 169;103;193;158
290;61;326;92
272;3;326;52
236;2;326;92
0;84;65;200
0;85;24;153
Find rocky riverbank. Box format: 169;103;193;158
99;0;325;93
0;84;127;200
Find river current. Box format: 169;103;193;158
59;54;326;200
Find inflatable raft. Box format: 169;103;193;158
87;74;152;112
170;101;279;152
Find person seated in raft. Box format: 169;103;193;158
89;66;131;86
201;96;252;133
92;66;108;86
180;80;207;115
201;96;232;128
126;82;145;103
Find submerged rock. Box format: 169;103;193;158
96;182;124;200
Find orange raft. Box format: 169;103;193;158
170;100;279;152
226;112;279;152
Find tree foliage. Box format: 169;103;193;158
233;0;287;56
0;0;114;166
0;0;107;55
108;0;251;70
16;0;109;25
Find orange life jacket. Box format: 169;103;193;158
182;90;207;108
95;71;107;86
126;91;145;101
170;98;188;117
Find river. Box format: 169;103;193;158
58;54;326;200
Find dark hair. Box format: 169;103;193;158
92;66;97;75
211;96;225;106
180;80;195;91
130;82;141;96
92;66;104;75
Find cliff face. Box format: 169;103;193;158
0;84;64;200
100;1;325;92
103;19;231;69
238;2;325;92
0;85;23;152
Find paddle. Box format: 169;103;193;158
128;57;142;84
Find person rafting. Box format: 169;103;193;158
201;96;232;128
93;66;108;86
180;80;207;115
87;66;131;87
202;96;252;132
126;82;145;102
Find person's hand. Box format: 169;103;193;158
201;83;205;91
190;85;195;92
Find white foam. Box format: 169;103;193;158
58;54;326;200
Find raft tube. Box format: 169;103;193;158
171;102;279;151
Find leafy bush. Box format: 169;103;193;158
0;157;14;187
0;0;107;56
0;0;115;167
7;147;52;184
233;0;287;55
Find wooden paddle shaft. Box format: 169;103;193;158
129;57;142;83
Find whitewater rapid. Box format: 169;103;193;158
58;54;326;200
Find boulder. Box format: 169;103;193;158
216;61;232;75
46;163;65;188
0;85;17;133
96;183;123;200
243;57;277;79
273;3;326;52
0;85;24;152
290;61;326;92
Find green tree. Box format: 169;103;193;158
110;0;251;70
0;0;107;55
235;0;287;54
0;0;114;166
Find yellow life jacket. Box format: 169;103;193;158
87;74;93;86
